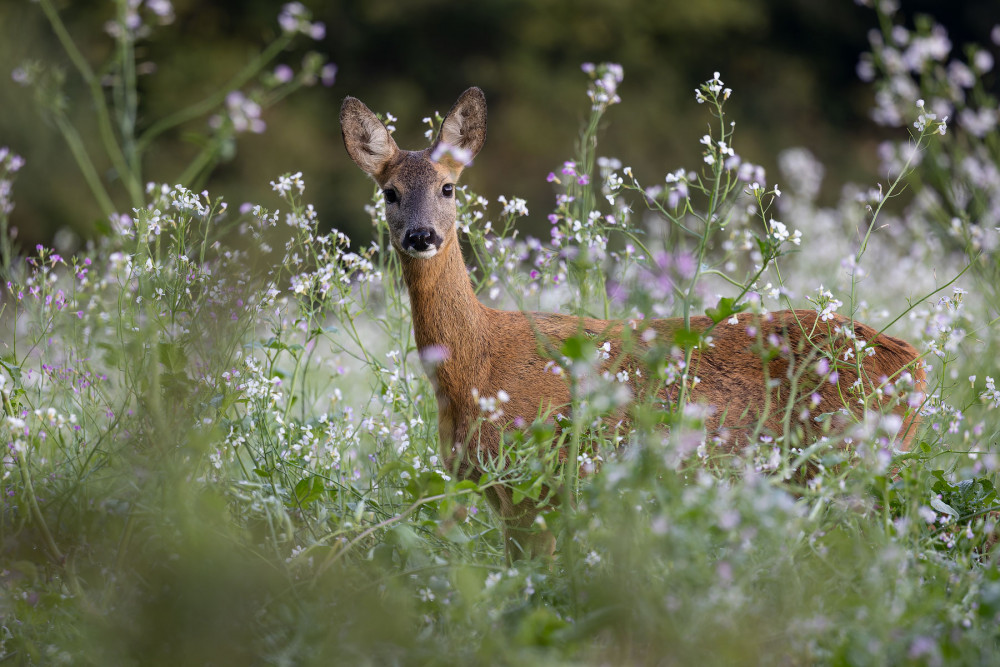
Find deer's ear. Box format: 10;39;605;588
341;97;399;179
432;87;487;172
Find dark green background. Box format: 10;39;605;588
1;0;997;250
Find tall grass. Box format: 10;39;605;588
2;2;1000;665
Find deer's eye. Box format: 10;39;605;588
442;183;454;198
384;188;398;204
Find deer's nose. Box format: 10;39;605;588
403;228;440;253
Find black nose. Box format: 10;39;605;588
403;228;439;253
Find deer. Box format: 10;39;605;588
340;87;926;560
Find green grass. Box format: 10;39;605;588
3;4;1000;666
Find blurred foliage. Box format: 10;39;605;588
1;0;997;254
3;4;1000;661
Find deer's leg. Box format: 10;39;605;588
483;485;555;562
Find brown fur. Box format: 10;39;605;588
341;89;926;559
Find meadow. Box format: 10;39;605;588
2;2;1000;665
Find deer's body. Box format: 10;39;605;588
342;88;925;558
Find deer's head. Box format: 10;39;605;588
340;88;487;259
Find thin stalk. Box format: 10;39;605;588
137;33;294;151
116;0;141;182
4;392;63;566
315;485;487;576
37;0;143;207
52;113;117;220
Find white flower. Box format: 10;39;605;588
497;195;529;217
769;219;789;242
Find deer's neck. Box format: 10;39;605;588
400;236;487;396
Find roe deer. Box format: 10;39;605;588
340;88;925;559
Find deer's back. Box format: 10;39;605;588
442;308;923;465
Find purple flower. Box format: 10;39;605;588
321;63;337;87
274;64;294;83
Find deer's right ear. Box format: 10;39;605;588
340;97;399;179
433;87;487;171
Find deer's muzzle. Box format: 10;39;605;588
402;227;443;257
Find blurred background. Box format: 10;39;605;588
0;0;998;252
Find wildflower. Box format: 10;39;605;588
958;107;998;138
808;285;843;322
982;377;1000;408
279;3;325;39
273;64;294;83
497;195;528;217
707;71;724;96
271;172;305;195
769;219;789;242
430;142;473;167
321;63;337;87
913;98;948;135
584;62;624;109
210;91;265;134
420;345;450;365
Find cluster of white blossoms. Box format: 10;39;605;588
695;71;732;104
472;387;510;423
582;62;624;110
977;376;1000;409
807;285;844;322
913;99;948;135
768;219;802;246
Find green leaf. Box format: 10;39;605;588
930;497;959;517
452;565;486;603
512;479;538;506
531;421;556;444
439;522;471;544
452;480;480;494
309;325;339;337
515;607;569;647
672;327;701;350
705;296;747;324
560;334;593;362
293;475;326;506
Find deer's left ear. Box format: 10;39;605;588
432;87;487;172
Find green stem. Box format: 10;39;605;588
137;33;294;151
176;135;226;187
37;0;143;208
53;113;117;220
4;392;63;565
116;0;141;183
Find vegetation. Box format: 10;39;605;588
2;2;1000;665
